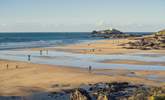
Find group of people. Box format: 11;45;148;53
2;64;19;70
26;49;94;73
40;50;49;55
27;50;49;61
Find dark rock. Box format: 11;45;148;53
125;29;165;50
91;29;127;39
92;29;123;34
0;82;164;100
70;89;90;100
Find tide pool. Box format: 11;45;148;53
0;49;165;70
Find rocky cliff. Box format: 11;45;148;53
125;29;165;50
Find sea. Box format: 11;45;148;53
1;32;165;71
0;32;153;50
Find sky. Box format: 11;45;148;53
0;0;165;32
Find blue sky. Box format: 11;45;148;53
0;0;165;32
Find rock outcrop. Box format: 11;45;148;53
0;82;164;100
91;28;135;38
70;89;88;100
156;29;165;36
69;82;165;100
92;29;123;34
124;29;165;50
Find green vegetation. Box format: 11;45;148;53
155;29;165;36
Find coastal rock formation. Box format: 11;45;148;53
92;28;123;34
92;28;127;38
70;89;90;100
91;28;134;38
67;82;165;100
156;29;165;36
0;82;164;100
125;29;165;50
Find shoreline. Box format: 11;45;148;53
0;38;165;96
101;59;165;66
32;38;165;55
0;59;165;96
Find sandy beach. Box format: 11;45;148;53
0;59;165;96
36;38;165;55
101;59;165;66
1;1;165;99
0;38;165;96
31;38;165;66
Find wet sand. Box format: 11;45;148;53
101;59;165;66
37;38;165;55
1;39;165;96
0;60;165;96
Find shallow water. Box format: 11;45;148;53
146;75;165;82
0;50;165;70
0;32;101;50
127;73;165;82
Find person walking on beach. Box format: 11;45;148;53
16;65;18;69
40;50;42;55
46;50;48;55
6;64;9;69
28;55;31;61
88;65;92;73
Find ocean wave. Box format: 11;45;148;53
0;40;64;50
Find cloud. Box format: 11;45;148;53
95;20;105;27
1;24;7;27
